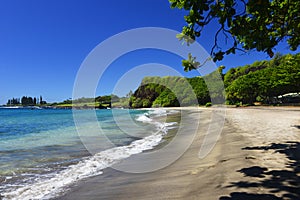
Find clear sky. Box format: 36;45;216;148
0;0;299;104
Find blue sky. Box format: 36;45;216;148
0;0;298;104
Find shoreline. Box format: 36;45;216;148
54;107;300;200
2;104;299;110
1;108;180;200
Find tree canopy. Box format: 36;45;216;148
6;96;45;106
130;53;300;107
225;53;300;104
170;0;300;66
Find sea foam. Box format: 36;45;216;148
1;109;177;200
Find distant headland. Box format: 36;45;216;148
3;53;300;110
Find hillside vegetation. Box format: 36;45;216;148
130;53;300;108
52;95;129;109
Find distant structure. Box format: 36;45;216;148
277;93;300;104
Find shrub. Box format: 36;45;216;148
205;102;212;107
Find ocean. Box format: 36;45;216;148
0;108;177;199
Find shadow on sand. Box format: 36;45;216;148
292;125;300;129
219;142;300;200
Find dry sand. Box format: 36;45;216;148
55;107;300;200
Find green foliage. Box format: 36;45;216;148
186;76;210;104
111;97;130;108
182;53;200;71
205;102;212;107
6;98;21;106
130;76;212;108
62;99;72;104
6;95;46;106
95;95;112;103
203;70;225;104
131;53;300;107
21;96;35;106
170;0;300;66
226;53;300;104
57;94;124;108
129;83;166;108
153;89;179;107
226;73;260;105
224;61;269;87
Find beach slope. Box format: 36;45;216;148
56;107;300;200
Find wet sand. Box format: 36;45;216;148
55;107;300;200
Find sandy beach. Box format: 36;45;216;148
55;107;300;200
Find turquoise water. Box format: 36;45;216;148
0;108;172;199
